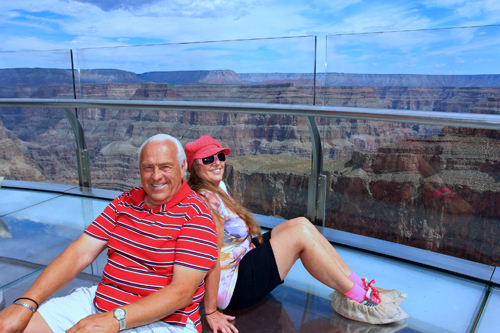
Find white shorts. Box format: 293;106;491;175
38;286;197;333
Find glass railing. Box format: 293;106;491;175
74;37;317;200
323;26;500;266
0;49;75;99
75;37;318;102
324;26;500;113
1;30;499;270
0;49;78;185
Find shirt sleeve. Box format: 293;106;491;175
174;212;218;273
84;196;119;242
219;181;228;194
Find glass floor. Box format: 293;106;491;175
0;185;498;333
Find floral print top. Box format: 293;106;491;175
202;182;255;309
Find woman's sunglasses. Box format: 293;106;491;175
195;152;226;166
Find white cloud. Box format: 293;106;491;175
473;58;492;63
318;2;434;35
455;1;483;17
424;0;468;6
71;0;162;12
70;0;268;19
425;0;500;21
0;36;65;52
137;0;259;19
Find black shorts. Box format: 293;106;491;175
225;231;284;311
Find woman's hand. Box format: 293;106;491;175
205;310;238;333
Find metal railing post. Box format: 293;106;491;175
305;36;327;226
306;116;326;226
62;107;91;187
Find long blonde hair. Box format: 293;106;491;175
188;162;262;243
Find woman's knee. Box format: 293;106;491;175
294;217;317;234
273;217;315;241
285;216;313;229
287;219;317;244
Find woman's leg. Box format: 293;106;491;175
269;217;354;293
271;217;353;277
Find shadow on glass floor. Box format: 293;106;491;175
1;269;101;312
201;284;416;333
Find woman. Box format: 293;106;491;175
184;136;380;333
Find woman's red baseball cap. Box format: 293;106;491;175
184;135;231;172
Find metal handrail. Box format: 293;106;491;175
2;98;500;129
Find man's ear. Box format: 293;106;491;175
181;160;187;175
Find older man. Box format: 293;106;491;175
0;134;218;333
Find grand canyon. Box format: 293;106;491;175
1;68;499;265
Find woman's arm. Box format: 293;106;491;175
204;214;238;333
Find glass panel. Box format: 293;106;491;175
325;26;500;113
318;118;500;266
323;26;500;266
74;37;317;219
75;37;316;102
0;50;74;99
0;188;60;216
0;194;109;280
0;50;79;184
476;286;500;333
0;107;79;185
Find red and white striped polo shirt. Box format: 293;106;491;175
84;181;217;332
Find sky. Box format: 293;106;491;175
0;0;499;74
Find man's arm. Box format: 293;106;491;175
67;265;207;333
0;233;107;333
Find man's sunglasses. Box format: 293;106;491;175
195;152;226;166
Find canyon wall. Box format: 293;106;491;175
225;128;500;266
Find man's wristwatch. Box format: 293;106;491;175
113;308;126;331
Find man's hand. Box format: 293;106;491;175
66;312;119;333
205;310;238;333
0;304;33;333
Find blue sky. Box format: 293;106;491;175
0;0;499;74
